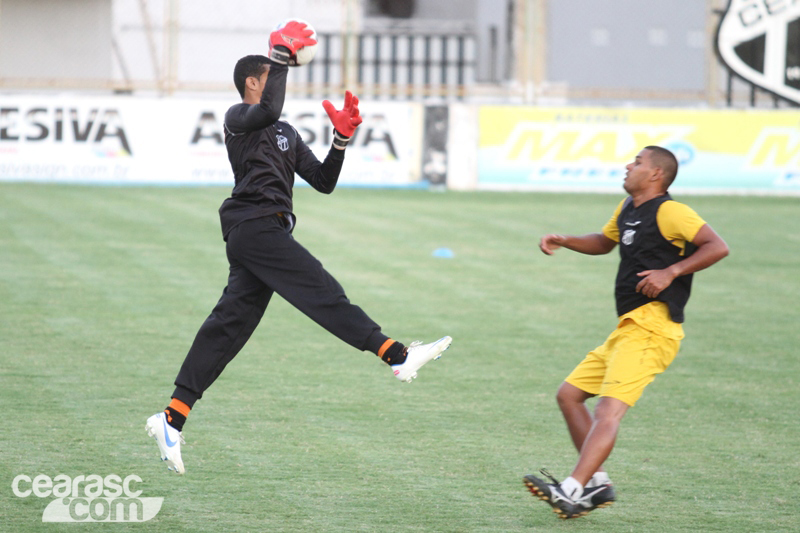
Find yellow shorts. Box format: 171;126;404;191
565;305;681;407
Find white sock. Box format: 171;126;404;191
588;471;611;487
560;476;583;500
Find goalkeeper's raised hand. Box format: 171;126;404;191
269;21;317;65
322;91;362;150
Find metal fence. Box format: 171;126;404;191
721;68;797;108
286;32;477;100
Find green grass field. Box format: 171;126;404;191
1;184;798;532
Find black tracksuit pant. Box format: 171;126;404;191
172;214;389;407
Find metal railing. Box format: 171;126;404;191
285;32;477;100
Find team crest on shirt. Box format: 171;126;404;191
622;229;636;246
276;134;289;151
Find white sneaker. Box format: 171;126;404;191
145;412;186;474
392;336;452;382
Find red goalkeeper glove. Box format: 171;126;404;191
322;91;362;149
269;21;317;65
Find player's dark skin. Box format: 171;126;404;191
538;148;729;485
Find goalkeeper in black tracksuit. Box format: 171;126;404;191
146;21;452;474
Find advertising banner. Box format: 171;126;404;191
478;106;800;194
0;96;421;187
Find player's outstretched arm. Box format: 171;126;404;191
539;232;617;256
294;91;363;194
225;63;289;133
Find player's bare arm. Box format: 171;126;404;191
635;224;729;298
539;233;617;256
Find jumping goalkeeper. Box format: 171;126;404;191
145;21;452;474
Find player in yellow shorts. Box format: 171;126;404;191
565;301;680;408
523;146;729;519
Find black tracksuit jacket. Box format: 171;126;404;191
219;60;345;240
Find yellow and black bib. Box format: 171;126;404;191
614;194;696;323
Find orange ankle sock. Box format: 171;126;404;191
165;398;191;430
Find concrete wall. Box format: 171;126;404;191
547;0;708;91
0;0;722;102
0;0;112;80
112;0;346;86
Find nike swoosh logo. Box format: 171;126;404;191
625;221;641;226
162;415;178;447
576;485;609;507
583;486;607;498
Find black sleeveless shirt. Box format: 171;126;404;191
615;194;696;323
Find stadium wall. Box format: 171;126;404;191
2;95;799;196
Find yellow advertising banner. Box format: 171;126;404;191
478;106;800;194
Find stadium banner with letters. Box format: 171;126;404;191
0;96;421;186
478;106;800;195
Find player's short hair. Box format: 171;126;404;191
233;55;270;98
645;145;679;189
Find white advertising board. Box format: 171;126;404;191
0;96;421;187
